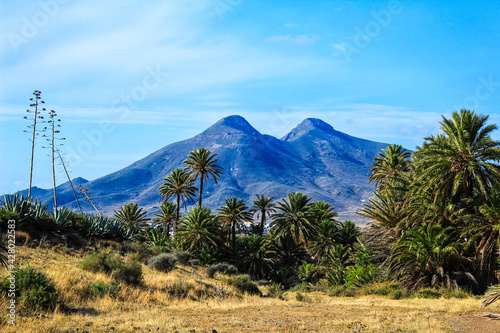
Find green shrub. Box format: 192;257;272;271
173;251;191;265
79;249;142;285
0;209;20;232
85;281;122;298
440;288;473;299
267;282;284;299
416;288;442;299
205;263;238;278
112;261;142;285
148;253;178;272
390;289;404;300
223;274;261;295
345;264;378;288
196;245;220;266
2;266;60;312
298;263;320;283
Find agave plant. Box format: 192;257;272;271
86;214;133;240
1;194;33;221
53;206;73;230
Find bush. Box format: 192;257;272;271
148;253;178;273
79;249;143;285
205;263;239;278
2;266;60;312
267;282;284;299
415;288;442;299
0;209;20;232
113;261;142;285
173;251;191;265
298;263;320;283
85;281;122;298
223;274;261;295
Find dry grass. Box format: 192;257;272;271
0;246;485;333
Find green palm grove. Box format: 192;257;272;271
5;109;500;303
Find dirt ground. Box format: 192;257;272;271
449;312;500;333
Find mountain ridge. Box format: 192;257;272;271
13;115;391;225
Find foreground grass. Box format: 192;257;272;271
0;246;486;332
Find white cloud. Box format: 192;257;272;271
266;34;320;46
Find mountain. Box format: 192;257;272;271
16;115;390;225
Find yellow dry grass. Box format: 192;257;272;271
0;245;487;333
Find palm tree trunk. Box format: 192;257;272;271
260;210;265;236
232;223;236;258
475;229;499;294
198;176;204;207
175;195;181;233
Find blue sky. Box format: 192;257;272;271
1;0;500;194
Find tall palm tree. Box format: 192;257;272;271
114;203;149;234
369;144;411;189
159;168;197;231
271;192;317;265
153;201;177;237
183;148;223;207
176;206;222;254
217;197;253;257
414;110;500;204
251;194;275;235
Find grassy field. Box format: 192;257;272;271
0;245;496;333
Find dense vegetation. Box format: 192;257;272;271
2;109;500;316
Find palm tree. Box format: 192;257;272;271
238;235;272;279
271;192;317;265
251;194;275;235
336;220;360;249
369;144;411;189
311;201;337;223
414;110;500;204
176;206;222;254
114;203;149;234
217;197;253;257
153;201;177;237
159;168;197;231
183;148;223;207
309;219;339;262
388;223;474;291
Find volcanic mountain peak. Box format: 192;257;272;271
202;115;261;136
282;117;335;141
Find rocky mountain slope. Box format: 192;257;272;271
18;115;391;225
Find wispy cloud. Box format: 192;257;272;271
266;34;320;46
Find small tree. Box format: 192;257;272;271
23;90;46;197
114;203;149;234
